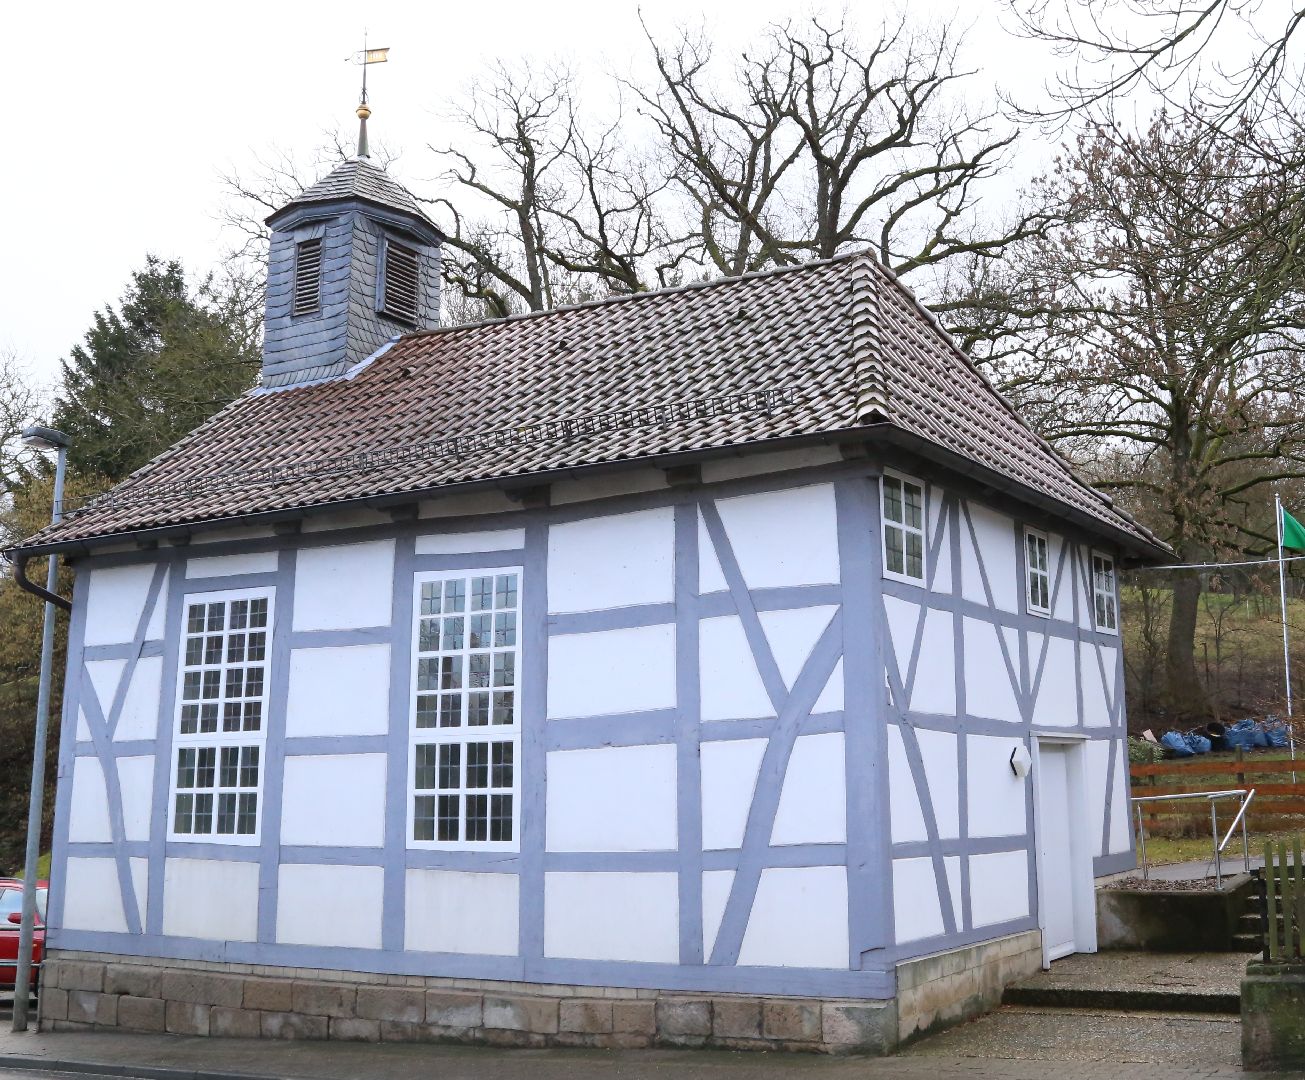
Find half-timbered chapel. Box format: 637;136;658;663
11;120;1166;1052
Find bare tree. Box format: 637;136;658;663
0;351;45;505
1005;0;1305;123
635;13;1051;298
976;109;1305;717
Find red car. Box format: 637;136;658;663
0;878;48;991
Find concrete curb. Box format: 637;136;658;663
0;1053;282;1080
1001;985;1240;1014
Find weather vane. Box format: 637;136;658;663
347;35;390;159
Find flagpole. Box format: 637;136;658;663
1277;493;1296;767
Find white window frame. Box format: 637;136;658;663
1091;550;1119;634
1025;528;1052;617
168;587;274;847
881;471;927;585
408;566;523;853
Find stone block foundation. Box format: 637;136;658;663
37;934;1039;1055
895;929;1043;1045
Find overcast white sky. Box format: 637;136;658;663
0;0;1068;390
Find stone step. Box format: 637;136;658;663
1231;934;1262;952
1001;983;1241;1014
1000;952;1246;1017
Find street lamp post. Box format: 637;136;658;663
12;425;70;1032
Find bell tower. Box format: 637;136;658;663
259;62;442;389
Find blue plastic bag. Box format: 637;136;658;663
1161;731;1194;756
1183;733;1212;754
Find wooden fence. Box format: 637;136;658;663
1263;839;1305;960
1130;754;1305;829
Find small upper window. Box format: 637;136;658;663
292;238;322;316
381;239;420;324
1092;552;1118;633
882;473;926;583
1025;528;1051;616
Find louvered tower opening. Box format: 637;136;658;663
292;239;322;316
382;240;420;324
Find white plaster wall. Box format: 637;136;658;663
699;446;842;483
293;540;395;631
887;728;960;843
712;484;840;589
963;619;1023;725
772;733;846;845
1081;643;1115;728
960;503;1019;613
117;755;154;843
418;490;518;519
162;857;259;941
813;658;844;713
737;866;849;969
276;864;384;949
888;727;926;844
1050;535;1074;622
1108;742;1132;854
757;606;838;690
701;869;734;957
84;564;157;646
189;525;277;546
920;729;960;839
1085;739;1111;858
68;757;111;843
698;513;728;593
285;645;391;737
967;735;1029;837
416;528;525;555
893;857;944;943
84;659;126;723
550;468;669;506
406;870;520;955
945;855;963;927
544;872;679;963
186;551;279;579
912;609;955;715
700;739;766;850
546;745;678;851
969;850;1030;927
61;858;128;933
548;624;676;718
114;657;163;742
1030;635;1077;727
699;616;773;721
280;754;386;847
547;507;674;613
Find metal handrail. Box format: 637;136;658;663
1219;788;1256;853
1131;787;1254;889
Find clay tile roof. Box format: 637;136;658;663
14;251;1167;559
270;158;432;226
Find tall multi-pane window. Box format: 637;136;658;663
170;591;272;843
1092;552;1118;633
409;569;521;849
1025;529;1051;616
882;472;926;583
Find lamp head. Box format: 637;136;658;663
20;426;70;452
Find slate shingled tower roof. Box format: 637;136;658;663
13;251;1167;560
267;157;435;228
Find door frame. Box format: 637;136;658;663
1031;734;1098;968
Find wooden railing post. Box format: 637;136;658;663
1267;841;1280;960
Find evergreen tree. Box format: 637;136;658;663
53;257;261;485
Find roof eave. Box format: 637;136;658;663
6;423;1166;564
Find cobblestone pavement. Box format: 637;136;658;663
1011;951;1246;998
0;994;1267;1080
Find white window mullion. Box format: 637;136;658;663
1025;529;1051;617
409;567;522;851
170;588;273;845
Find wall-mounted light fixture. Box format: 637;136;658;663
1009;744;1032;779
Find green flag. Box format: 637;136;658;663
1283;507;1305;552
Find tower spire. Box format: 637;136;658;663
351;38;389;160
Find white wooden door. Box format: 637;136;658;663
1036;743;1079;961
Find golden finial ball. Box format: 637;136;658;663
357;103;372;120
